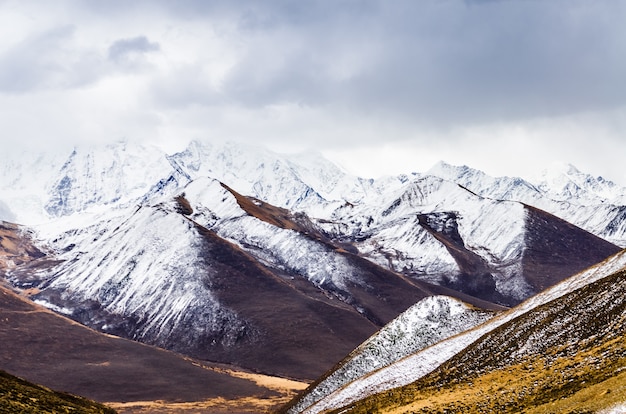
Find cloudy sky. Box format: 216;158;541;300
1;0;626;183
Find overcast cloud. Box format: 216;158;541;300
1;0;626;183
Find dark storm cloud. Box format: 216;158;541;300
108;36;160;62
122;0;626;128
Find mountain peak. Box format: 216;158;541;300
532;161;626;205
536;161;581;180
427;160;476;178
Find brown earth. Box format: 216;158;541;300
0;284;306;412
522;204;622;292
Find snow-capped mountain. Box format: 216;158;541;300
1;140;624;380
535;161;626;204
290;248;626;413
11;179;499;379
0;140;171;224
429;161;626;246
314;172;619;305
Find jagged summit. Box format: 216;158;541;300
426;160;477;179
534;160;626;204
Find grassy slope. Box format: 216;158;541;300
334;269;626;413
0;369;116;414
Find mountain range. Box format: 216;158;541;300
1;139;626;412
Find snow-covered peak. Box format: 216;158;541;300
43;141;171;217
0;147;73;224
426;161;482;182
167;140;327;211
533;161;626;205
0;140;174;224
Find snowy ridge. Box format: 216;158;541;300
181;177;362;292
2;140;625;381
287;295;493;414
320;175;532;302
429;161;626;246
29;201;246;350
167;141;332;215
2;140;621;312
303;249;626;413
535;161;626;204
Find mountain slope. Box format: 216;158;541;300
296;249;626;413
13;203;379;380
337;256;626;413
283;295;494;414
0;283;297;408
0;369;116;414
7;184;502;380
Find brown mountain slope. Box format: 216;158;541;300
330;257;626;413
415;205;621;306
522;204;622;291
184;219;505;380
0;284;303;411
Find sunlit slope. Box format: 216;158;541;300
282;296;494;414
327;251;626;413
0;370;116;414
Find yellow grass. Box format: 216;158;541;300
373;335;626;414
107;368;307;414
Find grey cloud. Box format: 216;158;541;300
108;36;160;63
0;25;103;93
148;0;626;128
6;0;626;154
150;65;222;109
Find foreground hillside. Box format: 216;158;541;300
296;250;626;413
282;296;494;414
0;370;116;414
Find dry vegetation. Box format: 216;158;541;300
331;269;626;413
108;370;307;414
375;336;626;414
0;369;116;414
